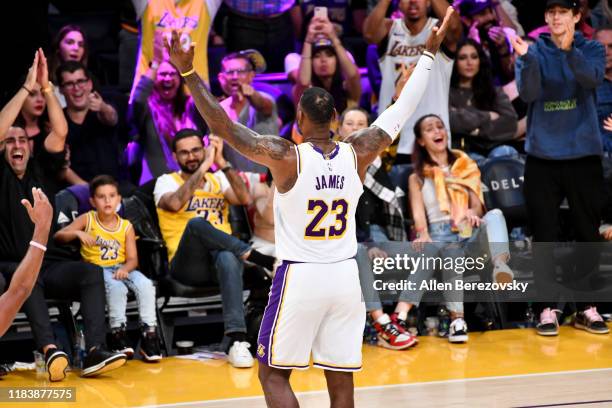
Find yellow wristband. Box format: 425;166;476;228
42;85;53;94
180;67;195;77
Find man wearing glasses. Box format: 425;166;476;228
154;129;276;368
57;61;122;183
218;49;279;173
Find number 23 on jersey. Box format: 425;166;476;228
304;198;349;240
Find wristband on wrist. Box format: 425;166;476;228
221;163;233;172
41;83;54;94
180;67;196;77
29;241;47;252
22;85;33;95
423;51;435;60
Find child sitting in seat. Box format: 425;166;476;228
55;175;162;362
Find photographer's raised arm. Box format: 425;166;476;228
165;32;297;192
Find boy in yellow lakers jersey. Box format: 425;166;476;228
55;176;162;362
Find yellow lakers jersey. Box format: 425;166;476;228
132;0;214;98
80;211;132;267
157;172;231;261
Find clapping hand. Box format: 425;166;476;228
510;35;529;56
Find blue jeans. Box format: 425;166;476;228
417;209;510;313
170;217;251;334
103;266;157;328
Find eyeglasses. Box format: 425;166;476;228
61;78;89;90
157;71;179;78
221;68;252;77
176;146;204;158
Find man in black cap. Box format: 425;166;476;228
511;0;608;337
218;49;279;173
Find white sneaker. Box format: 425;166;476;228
228;341;254;368
449;318;469;343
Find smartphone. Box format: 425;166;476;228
314;6;328;20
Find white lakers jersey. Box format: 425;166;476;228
378;18;454;154
274;142;363;263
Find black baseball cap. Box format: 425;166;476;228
545;0;579;10
458;0;493;17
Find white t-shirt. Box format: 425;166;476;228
153;170;230;205
378;18;454;154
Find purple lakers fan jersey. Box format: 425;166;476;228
274;142;363;262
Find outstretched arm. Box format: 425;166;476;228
165;32;297;193
351;7;455;180
0;188;52;336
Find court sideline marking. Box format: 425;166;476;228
138;367;612;408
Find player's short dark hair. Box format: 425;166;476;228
90;175;119;198
172;128;204;152
56;60;89;84
299;87;336;125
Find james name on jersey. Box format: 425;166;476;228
315;174;345;191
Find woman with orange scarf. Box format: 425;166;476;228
406;114;513;344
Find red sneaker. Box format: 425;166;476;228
373;317;418;350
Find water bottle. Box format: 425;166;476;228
368;321;378;345
73;327;86;371
437;307;450;337
524;303;535;328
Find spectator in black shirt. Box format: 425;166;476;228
0;51;127;381
57;61;122;183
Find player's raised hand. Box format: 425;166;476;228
425;6;454;55
165;30;195;75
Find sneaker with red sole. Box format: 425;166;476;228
373;316;417;350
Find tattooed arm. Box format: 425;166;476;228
349;127;393;182
166;32;297;193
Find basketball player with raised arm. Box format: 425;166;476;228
166;7;453;407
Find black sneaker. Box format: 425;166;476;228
45;348;69;382
536;308;560;336
574;307;610;334
110;325;134;359
81;346;126;377
140;325;162;362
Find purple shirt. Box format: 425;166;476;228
224;0;295;17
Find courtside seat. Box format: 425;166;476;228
479;156;528;232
